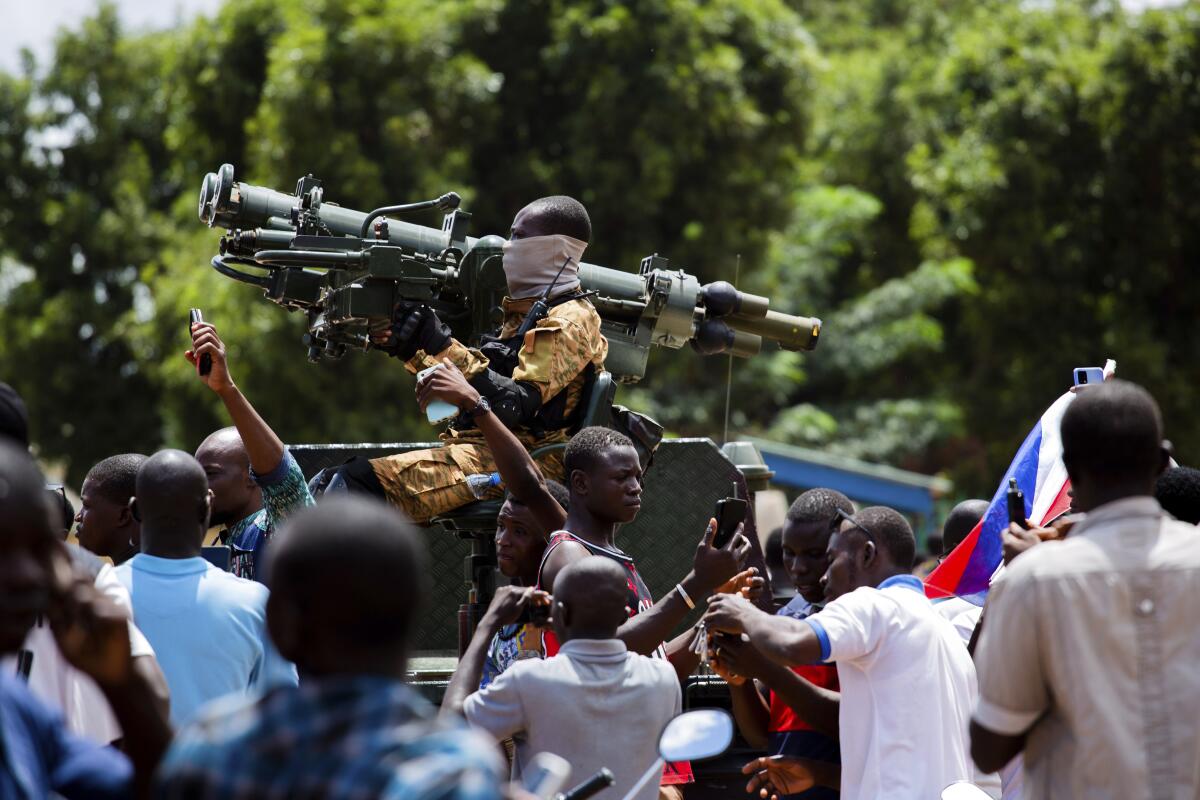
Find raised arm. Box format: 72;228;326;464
441;587;548;717
188;322;284;475
613;520;750;656
418;359;566;533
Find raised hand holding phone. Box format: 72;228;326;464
189;309;212;376
1006;478;1029;530
186;316;235;395
713;496;748;550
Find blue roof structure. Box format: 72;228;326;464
747;437;952;535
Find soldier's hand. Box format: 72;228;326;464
375;303;452;360
369;301;425;354
187;322;235;394
417;359;481;412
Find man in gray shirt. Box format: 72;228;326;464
445;556;680;800
971;380;1200;799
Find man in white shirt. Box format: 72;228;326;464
707;506;976;800
4;551;165;744
446;556;680;800
971;381;1200;799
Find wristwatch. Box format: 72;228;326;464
463;395;491;419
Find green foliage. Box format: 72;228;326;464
799;0;1200;490
0;0;815;482
2;0;1199;499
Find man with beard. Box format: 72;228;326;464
189;323;314;581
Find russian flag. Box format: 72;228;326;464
925;391;1080;604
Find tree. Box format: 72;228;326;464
788;0;1200;491
0;0;818;482
0;6;170;476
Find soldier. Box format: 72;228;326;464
327;195;608;523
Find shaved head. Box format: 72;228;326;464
552;556;629;640
942;499;989;556
136;450;211;552
266;496;427;675
196;427;248;466
512;196;591;243
195;427;256;526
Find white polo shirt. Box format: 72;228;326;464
2;563;154;744
805;575;976;800
463;638;680;800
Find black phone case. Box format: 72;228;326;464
713;498;747;549
190;309;213;376
1007;489;1029;529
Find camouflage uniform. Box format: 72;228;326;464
370;295;608;522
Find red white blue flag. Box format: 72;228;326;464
925;362;1114;604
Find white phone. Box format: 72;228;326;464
1073;367;1105;387
415;363;459;424
522;752;572;799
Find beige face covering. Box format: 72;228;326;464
502;234;587;299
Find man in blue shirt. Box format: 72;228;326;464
188;321;314;581
115;449;297;726
157;496;503;800
0;440;170;799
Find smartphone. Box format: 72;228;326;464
1073;367;1104;387
189;309;212;376
1006;478;1029;530
713;497;748;549
522;751;572;799
415;363;459;424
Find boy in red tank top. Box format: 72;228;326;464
415;362;756;795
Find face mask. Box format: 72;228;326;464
502;234;587;299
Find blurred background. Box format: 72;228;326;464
1;0;1195;507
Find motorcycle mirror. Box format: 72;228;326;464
941;782;993;800
657;709;734;763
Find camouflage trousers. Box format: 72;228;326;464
368;431;567;523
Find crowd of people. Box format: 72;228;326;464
2;192;1199;800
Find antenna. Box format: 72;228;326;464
722;254;740;445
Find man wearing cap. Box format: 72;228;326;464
325;196;608;523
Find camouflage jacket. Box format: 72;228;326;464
405;295;608;436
